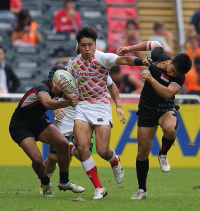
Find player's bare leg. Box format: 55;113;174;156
20;137;54;197
131;126;157;200
95;125;124;184
74;120;106;199
38;124;84;193
158;110;178;172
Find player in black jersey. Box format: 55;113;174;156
9;65;85;197
117;41;192;199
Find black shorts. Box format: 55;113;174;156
9;115;51;146
137;106;179;127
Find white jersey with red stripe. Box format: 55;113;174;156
67;50;118;104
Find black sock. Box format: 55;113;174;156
159;136;175;155
60;172;69;184
40;175;50;186
136;158;149;192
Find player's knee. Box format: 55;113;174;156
138;147;150;160
32;155;43;165
48;153;58;163
57;139;69;151
77;145;88;157
96;147;108;158
163;125;176;139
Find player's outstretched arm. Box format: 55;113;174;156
117;41;162;56
108;82;126;124
142;70;181;99
116;56;152;67
38;92;78;110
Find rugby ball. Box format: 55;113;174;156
54;69;76;94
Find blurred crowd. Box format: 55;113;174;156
0;0;199;98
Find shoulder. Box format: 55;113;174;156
56;9;65;16
151;46;171;61
35;80;51;93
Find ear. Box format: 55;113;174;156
171;57;174;63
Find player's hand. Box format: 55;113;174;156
52;78;68;94
69;95;78;107
117;46;130;56
141;70;154;83
116;107;127;124
142;58;152;66
54;108;66;120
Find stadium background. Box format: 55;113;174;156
0;0;199;167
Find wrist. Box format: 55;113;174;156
150;77;155;84
134;58;143;66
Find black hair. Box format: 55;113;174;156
16;9;32;31
0;45;5;52
173;53;192;74
126;19;138;29
76;26;98;43
153;21;165;31
109;66;121;75
194;54;200;64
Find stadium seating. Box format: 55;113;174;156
43;0;64;7
106;0;136;5
42;31;71;46
108;20;127;33
0;32;10;46
21;0;40;6
17;81;39;93
107;7;138;20
12;45;42;58
78;7;106;20
0;18;16;33
13;58;43;71
23;6;47;20
76;0;105;7
82;19;107;34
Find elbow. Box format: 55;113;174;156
43;103;51;110
164;92;173;100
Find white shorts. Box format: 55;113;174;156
54;106;76;137
75;102;113;126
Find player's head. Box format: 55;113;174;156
47;65;67;84
166;53;192;77
0;45;5;62
76;26;98;60
153;21;166;35
64;0;75;10
126;19;138;39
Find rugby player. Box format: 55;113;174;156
41;75;126;194
67;26;152;199
9;66;84;197
117;41;192;199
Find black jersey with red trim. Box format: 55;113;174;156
138;47;185;112
12;80;63;122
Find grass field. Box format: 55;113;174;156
0;166;199;211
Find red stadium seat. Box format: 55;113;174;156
108;32;125;44
106;0;136;5
107;7;138;20
108;20;127;32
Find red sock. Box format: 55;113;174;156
86;166;103;189
69;144;75;156
110;156;119;167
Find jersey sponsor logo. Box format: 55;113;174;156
97;118;103;122
90;61;98;68
78;72;99;76
160;74;170;83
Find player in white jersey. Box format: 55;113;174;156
42;75;123;178
67;26;152;199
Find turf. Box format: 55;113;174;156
0;166;199;211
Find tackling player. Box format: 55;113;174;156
117;41;192;199
41;75;126;193
67;26;151;199
9;66;84;197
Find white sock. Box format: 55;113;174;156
107;149;116;162
82;157;96;172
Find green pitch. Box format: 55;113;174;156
0;166;199;211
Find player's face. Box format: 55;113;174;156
78;38;96;60
166;64;180;77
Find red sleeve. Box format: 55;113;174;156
55;10;62;31
10;0;22;8
76;12;82;28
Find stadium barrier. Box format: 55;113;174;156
0;94;199;167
